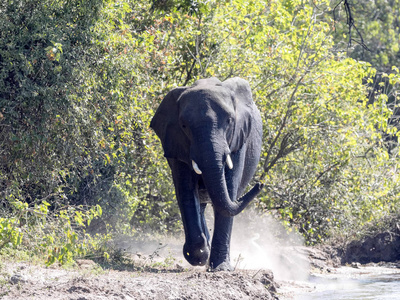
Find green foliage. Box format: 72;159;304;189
0;0;106;209
0;0;180;234
42;205;104;266
0;198;106;266
0;217;23;249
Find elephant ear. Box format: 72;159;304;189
222;77;254;152
150;87;190;162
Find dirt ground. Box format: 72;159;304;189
1;210;345;300
2;208;399;299
3;214;398;299
1;259;280;300
0;244;338;300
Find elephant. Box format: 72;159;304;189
150;77;263;271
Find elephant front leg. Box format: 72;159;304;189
180;201;210;266
208;148;245;271
209;211;234;271
168;159;210;266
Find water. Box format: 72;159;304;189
293;266;400;300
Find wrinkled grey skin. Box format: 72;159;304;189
150;77;263;271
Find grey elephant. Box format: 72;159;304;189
150;77;263;271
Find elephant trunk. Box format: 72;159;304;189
196;151;262;217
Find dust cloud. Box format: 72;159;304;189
230;207;310;281
117;206;309;281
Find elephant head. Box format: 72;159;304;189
150;77;262;218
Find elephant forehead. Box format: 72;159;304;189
179;87;234;115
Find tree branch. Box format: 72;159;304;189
333;0;370;51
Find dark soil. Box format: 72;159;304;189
342;231;400;264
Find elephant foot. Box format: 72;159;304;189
208;260;233;272
183;238;210;267
208;251;232;271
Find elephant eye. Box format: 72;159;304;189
227;117;233;125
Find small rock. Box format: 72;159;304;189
257;270;280;293
10;274;27;285
351;262;361;269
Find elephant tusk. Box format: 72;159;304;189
192;160;202;175
226;154;233;169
